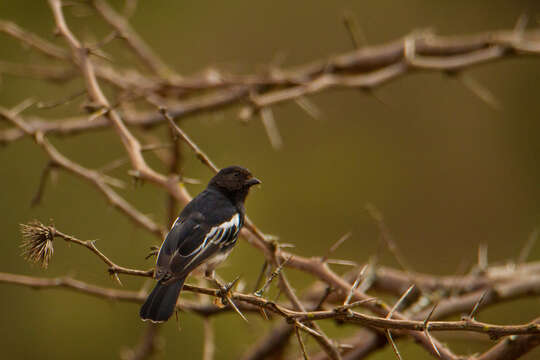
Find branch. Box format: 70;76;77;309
0;107;165;238
20;221;152;281
0;272;261;317
3;5;539;359
90;0;175;77
0;87;248;145
2;26;540;143
48;0;188;213
0;20;69;59
477;325;540;360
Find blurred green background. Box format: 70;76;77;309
1;0;539;359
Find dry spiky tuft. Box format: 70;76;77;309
20;220;55;269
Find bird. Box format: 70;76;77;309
140;165;261;322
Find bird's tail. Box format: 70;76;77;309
139;278;185;322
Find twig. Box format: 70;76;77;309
273;255;342;360
20;220;152;281
0;107;165;237
160;108;219;173
254;257;291;297
0;20;69;59
91;0;174;77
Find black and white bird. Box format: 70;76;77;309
140;166;261;322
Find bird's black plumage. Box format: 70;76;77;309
140;166;260;322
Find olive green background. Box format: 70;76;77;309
1;1;539;359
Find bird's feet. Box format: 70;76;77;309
204;273;247;322
207;273;240;308
145;245;160;259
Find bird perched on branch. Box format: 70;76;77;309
140;166;261;322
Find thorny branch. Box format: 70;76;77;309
1;265;539;339
0;1;539;360
2;19;540;144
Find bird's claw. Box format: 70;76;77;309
212;276;242;310
145;246;159;260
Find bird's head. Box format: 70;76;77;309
208;166;261;202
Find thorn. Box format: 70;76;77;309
518;227;538;264
225;276;241;292
88;107;109;122
357;256;378;293
30;161;55;207
469;289;489;319
253;261;268;293
337;297;377;311
314;286;334;310
113;272;123;286
228;297;248;323
343;264;368;306
11;98;35;115
36;89;86;109
423;302;439;327
295;96;322;120
322;231;352;262
342;10;367;49
366;203;412;274
514;13;529;35
387;284;415;319
424;326;441;358
458;73;501;110
259;307;270;321
260;107;283;150
295;320;324;338
255;257;292;297
294;324;309;360
325;259;358;267
385;330;403;360
478;243;488;271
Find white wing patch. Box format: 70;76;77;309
182;213;240;269
209;213;240;246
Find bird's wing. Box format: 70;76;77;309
155;212;241;282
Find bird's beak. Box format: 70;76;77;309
246;178;262;187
